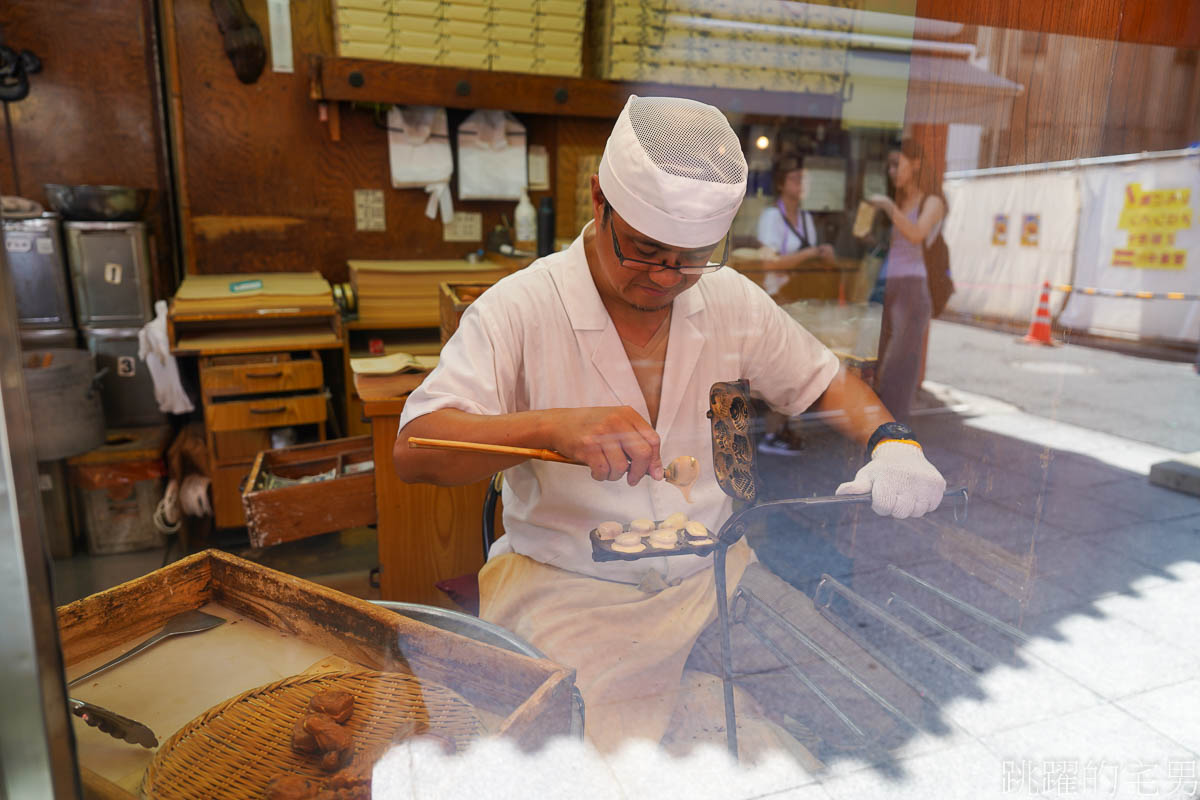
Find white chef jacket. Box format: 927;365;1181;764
398;222;840;585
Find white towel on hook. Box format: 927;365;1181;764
457;109;527;201
137;300;195;414
388;106;454;223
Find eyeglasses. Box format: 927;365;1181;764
608;216;728;275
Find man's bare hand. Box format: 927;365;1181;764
547;406;663;485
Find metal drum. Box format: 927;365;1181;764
20;327;77;350
22;348;106;461
370;600;585;738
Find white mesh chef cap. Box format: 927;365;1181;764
598;95;748;249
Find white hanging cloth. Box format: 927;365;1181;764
137;300;195;414
387;106;455;223
457;110;527;201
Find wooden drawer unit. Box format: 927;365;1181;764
200;350;333;531
212;461;255;528
200;352;323;397
242;436;376;547
210;429;272;463
205;392;326;432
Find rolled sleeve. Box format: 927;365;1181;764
398;301;516;432
739;279;840;416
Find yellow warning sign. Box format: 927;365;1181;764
1113;183;1192;269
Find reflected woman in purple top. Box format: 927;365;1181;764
861;138;948;421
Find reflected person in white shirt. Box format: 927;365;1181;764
754;154;835;298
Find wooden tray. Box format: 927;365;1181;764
57;550;577;799
142;671;483;799
438;281;496;344
241;436;376;547
589;521;717;562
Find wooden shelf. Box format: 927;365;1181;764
312;56;842;120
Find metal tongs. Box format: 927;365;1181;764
65;610;226;749
68;698;158;748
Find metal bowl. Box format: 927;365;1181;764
43;184;149;221
370;600;585;737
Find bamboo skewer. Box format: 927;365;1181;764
407;436;581;465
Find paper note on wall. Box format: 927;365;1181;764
802;156;847;212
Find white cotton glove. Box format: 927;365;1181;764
836;441;947;519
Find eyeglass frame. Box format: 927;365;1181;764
607;213;729;275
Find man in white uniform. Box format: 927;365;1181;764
394;97;946;752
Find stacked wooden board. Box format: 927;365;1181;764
591;0;860;92
348;259;511;327
336;0;585;77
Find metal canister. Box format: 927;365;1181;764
82;328;165;428
4;214;74;329
64;221;153;327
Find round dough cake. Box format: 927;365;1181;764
684;521;709;540
648;528;678;549
662;512;688;530
629;518;655;534
595;521;623;540
612;531;645;553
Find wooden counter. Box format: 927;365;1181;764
364;395;495;606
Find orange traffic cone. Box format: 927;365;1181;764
1021;280;1057;345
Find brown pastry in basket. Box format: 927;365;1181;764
308;691;355;723
265;774;322;800
319;748;354;772
303;714;353;754
291;717;320;754
328;759;372;791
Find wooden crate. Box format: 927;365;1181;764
438;281;496;344
58;550;576;798
241;436;377;547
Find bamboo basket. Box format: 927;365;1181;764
141;671;483;799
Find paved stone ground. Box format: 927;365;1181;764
742;382;1200;797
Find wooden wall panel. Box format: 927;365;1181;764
550;116;611;242
1100;42;1200;156
171;0;559;282
996;31;1120;165
918;0;1200;49
0;1;161;199
0;0;175;296
913;0;1200;170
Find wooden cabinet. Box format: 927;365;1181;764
205;393;326;432
199;352;328;527
240;436;376;548
365;396;497;606
199;353;323;397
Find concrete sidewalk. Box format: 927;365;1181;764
745;382;1200;798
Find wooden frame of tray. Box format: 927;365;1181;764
57;549;576;799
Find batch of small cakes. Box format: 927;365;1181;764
593;511;715;554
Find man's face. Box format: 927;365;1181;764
588;175;717;314
596;208;709;312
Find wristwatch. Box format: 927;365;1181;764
866;421;919;459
